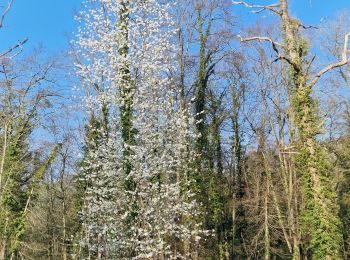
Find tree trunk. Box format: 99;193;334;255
279;0;342;257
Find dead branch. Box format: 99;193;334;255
309;32;350;87
0;0;14;28
0;38;28;59
272;55;300;72
237;35;283;53
299;24;318;30
237;35;300;72
232;1;281;15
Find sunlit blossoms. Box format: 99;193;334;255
74;0;206;258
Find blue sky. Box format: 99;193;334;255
290;0;349;23
233;0;350;26
0;0;81;53
0;0;349;54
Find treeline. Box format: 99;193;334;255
0;0;350;259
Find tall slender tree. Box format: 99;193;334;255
74;0;206;258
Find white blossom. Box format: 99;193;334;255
74;0;206;258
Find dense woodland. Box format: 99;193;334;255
0;0;350;259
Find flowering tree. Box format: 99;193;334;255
74;0;206;258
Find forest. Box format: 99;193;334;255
0;0;350;259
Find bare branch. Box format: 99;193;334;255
0;38;28;59
272;56;300;72
306;55;316;75
237;35;284;53
0;0;14;28
299;24;318;30
309;32;350;87
232;1;281;15
237;34;302;72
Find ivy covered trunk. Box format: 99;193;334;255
118;0;135;180
0;89;61;259
193;4;226;258
292;83;342;259
280;0;342;258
